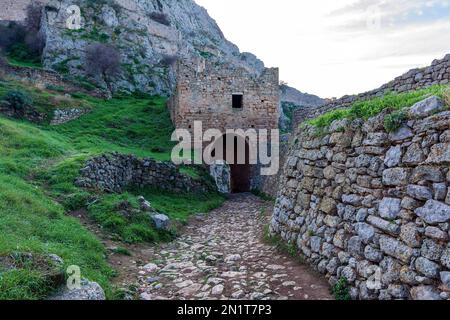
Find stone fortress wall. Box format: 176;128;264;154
271;96;450;300
168;57;280;192
294;54;450;126
0;0;48;21
168;57;280;135
75;153;211;194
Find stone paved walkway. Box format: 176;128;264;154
137;193;332;300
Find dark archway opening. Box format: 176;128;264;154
213;134;251;193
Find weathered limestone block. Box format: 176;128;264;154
433;183;447;201
354;223;375;244
363;132;388;146
379;235;414;263
410;286;442;300
367;216;400;235
384;145;402;168
424;226;448;241
379;197;402;219
409;96;445;118
415;200;450;224
400;223;422;248
411;166;444;183
426;143;450;164
407;185;433;201
389;126;414;142
382;168;411;186
415;257;440;279
421;239;444;262
320;197;337;215
403;143;426;165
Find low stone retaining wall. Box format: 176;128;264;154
75;153;212;194
50;108;90;125
294;54;450;125
258;134;291;198
271;98;450;300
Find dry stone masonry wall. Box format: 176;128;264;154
75;153;211;194
271;97;450;300
294;54;450;125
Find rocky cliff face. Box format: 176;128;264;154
281;85;324;107
40;0;265;96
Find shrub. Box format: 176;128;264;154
85;43;121;92
1;90;33;116
149;12;171;26
384;110;407;133
332;277;351;300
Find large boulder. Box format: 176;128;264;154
151;214;170;230
50;279;106;300
210;160;231;194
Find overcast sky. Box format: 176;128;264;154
195;0;450;98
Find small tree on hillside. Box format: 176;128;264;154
85;43;121;92
1;90;33;118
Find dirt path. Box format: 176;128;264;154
136;193;332;300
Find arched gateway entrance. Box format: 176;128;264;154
212;134;251;193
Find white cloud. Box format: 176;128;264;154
195;0;450;98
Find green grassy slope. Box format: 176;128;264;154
0;83;224;299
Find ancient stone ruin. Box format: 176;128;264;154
168;57;280;193
271;94;450;300
75;152;211;194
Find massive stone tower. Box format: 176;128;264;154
168;57;280;192
0;0;48;21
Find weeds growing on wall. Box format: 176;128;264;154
307;85;450;130
332;277;351;300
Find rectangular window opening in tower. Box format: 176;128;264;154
232;93;243;109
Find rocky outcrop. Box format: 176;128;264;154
50;279;106;300
50;108;90;125
75;152;212;194
39;0;266;96
293;54;450;126
281;85;324;107
271;96;450;300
